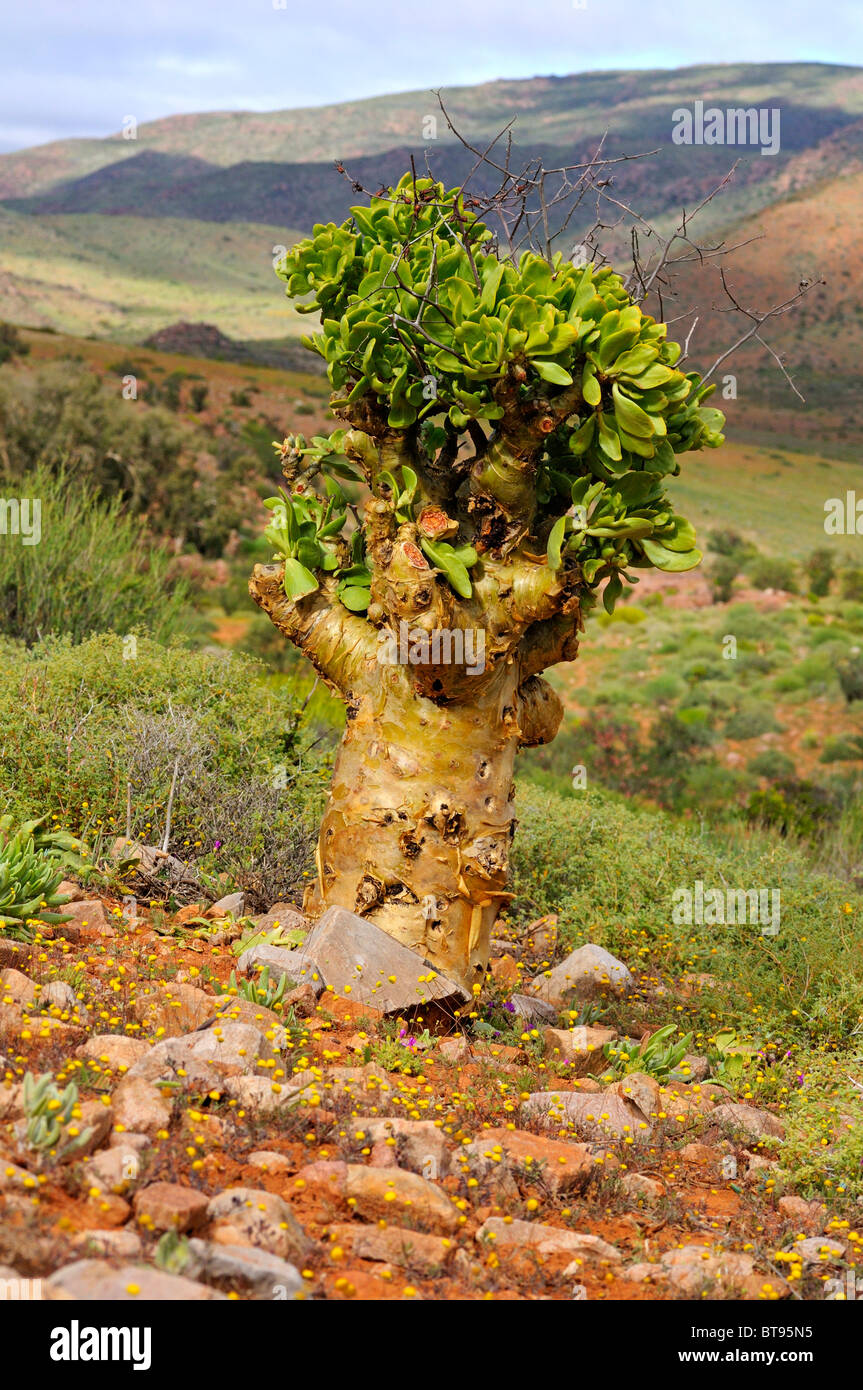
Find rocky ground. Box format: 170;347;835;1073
0;874;857;1304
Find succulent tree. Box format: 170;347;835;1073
250;169;724;990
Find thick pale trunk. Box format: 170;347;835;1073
303;659;523;991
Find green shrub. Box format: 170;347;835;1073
746;555;799;593
805;548;835;598
747;749;796;780
511;782;863;1045
839;567;863;602
0;321;30;364
0;466;187;646
723;702;781;740
0;633;334;905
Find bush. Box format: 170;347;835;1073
838;652;863;703
0;321;30;364
0;363;252;556
805;548;835;597
839;567;863;602
747;749;796;780
0;466;187;646
511;781;863;1045
0;633;335;905
746;555;799;593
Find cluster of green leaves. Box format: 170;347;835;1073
216;965;291;1010
22;1072;96;1159
276;173;722;600
600;1023;692;1082
263;483;347;599
0;815;73;938
546;470;700;614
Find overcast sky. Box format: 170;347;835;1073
1;0;860;153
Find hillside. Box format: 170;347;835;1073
1;59;862;448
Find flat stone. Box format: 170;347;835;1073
250;904;308;934
520;1089;651;1143
346;1117;450;1178
507;993;558;1026
45;1259;225;1301
790;1237;845;1265
247;1150;292;1174
777;1195;824;1232
133;1182;210;1232
111;1077;172;1138
529;944;634;1008
130;981;218;1037
206;892;245;919
76;1035;151;1073
659;1244;785;1298
462;1127;595;1193
344;1164;461;1232
712;1102;785;1142
620;1173;665;1201
70;1229;143;1259
81;1146;146;1194
543;1025;617;1075
206;1186;313;1264
55;900;114;938
124;1042;223;1092
0;969;36;1007
237;944;323;992
297;906;470;1014
185;1238;305;1298
438;1036;471;1063
328;1222;453;1273
476;1217;621;1262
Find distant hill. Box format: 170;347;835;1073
0;57;862;442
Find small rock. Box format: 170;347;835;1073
1;969;38;1007
250;903;307;934
133;1182;209;1232
777;1195;824;1233
712;1102;785;1142
247;1150;291;1174
81;1146;145;1194
71;1229;143;1259
206;892;245;919
438;1035;471;1064
789;1236;845;1266
111;1077;172;1139
56;900;114;938
529;944;634;1008
507;993;558;1026
521;1088;650;1142
675;1054;710;1083
76;1035;151;1072
343;1164;461;1232
489;955;521;988
130;981;218;1036
56;879;87;903
620;1173;665;1201
327;1222;453;1273
298;906;470;1013
622;1261;666;1283
543;1024;617;1075
346;1117;450;1177
660;1244;785;1299
461;1128;596;1193
185;1238;306;1298
206;1186;313;1264
45;1258;225;1301
476;1216;621;1262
